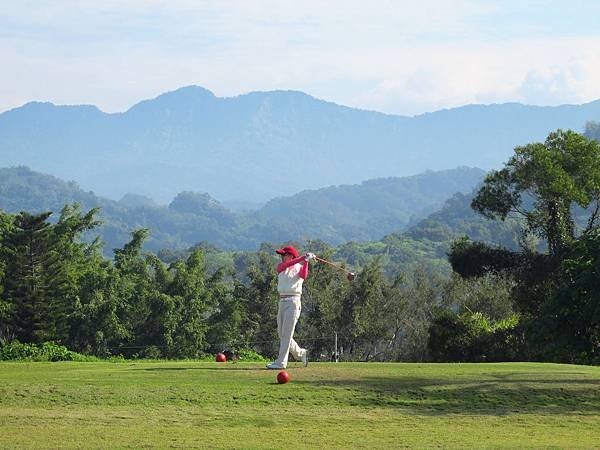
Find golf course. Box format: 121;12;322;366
1;361;599;449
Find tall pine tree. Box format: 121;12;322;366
0;210;14;340
2;205;100;344
3;212;60;342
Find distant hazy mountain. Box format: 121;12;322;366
405;191;523;250
0;166;484;252
118;194;158;208
247;167;486;243
2;86;599;203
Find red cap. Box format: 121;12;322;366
275;245;299;258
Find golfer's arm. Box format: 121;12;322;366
277;255;308;273
298;262;308;279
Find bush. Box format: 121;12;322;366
0;340;39;360
0;340;89;361
428;309;478;362
236;349;268;362
487;316;525;361
139;345;164;359
40;342;77;361
428;310;524;362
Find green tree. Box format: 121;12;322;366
389;267;442;361
3;212;55;342
166;249;215;358
72;230;226;358
239;252;278;357
135;253;178;356
206;281;245;354
448;237;522;279
338;258;392;360
301;242;350;359
442;272;515;321
539;230;600;363
472;129;600;256
113;229;153;353
428;309;523;362
0;210;14;340
0;205;100;344
464;130;600;317
69;257;127;355
70;228;153;356
54;204;102;342
449;130;600;361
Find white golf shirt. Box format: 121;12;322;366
277;255;308;297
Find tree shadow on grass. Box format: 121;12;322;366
295;373;600;416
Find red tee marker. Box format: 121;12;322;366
277;370;290;384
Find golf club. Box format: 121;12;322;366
314;256;355;281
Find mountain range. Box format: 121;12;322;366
0;166;485;253
2;86;600;204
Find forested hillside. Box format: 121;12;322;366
0;166;485;252
252;167;485;242
405;191;523;249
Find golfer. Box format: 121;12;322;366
266;245;315;369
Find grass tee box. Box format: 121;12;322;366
1;361;599;449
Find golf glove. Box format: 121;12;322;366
305;252;316;261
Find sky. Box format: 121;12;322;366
2;0;600;116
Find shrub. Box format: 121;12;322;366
236;349;268;362
139;345;163;359
0;340;39;360
0;340;89;362
428;310;524;362
427;309;472;362
40;342;77;361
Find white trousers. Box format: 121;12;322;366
275;296;306;367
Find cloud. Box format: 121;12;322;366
2;1;600;114
349;37;600;115
517;53;600;106
518;67;580;105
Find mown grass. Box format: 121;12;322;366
1;361;599;449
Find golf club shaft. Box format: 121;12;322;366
315;256;350;274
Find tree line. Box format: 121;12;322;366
0;204;447;361
1;128;599;364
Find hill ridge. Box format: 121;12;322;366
2;86;600;203
0;166;485;253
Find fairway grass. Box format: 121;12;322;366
1;361;599;449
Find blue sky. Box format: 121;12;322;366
1;1;600;116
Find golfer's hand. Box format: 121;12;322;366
305;252;316;261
